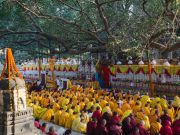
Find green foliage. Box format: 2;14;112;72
0;0;179;61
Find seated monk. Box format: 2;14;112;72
54;109;62;125
41;105;54;122
102;103;112;116
150;118;162;135
76;118;87;133
65;112;77;129
72;114;82;131
59;109;69;126
121;99;131;113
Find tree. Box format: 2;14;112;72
0;0;179;61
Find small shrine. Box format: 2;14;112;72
0;48;37;135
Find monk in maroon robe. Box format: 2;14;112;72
160;120;173;135
172;119;180;135
95;119;108;135
87;118;97;135
92;106;102;123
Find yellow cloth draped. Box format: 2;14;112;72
150;122;162;135
41;109;54;122
102;106;112;115
121;103;131;113
100;100;108;109
53;103;60;113
77;122;87;133
59;111;69;126
72;117;81;131
160;98;168;110
65;114;76;129
54;110;62;124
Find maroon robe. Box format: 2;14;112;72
172;119;180;135
109;125;122;135
160;120;173;135
138;125;149;135
160;114;172;124
92;110;102;122
95;125;108;135
87;121;97;135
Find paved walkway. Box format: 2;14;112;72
40;121;85;135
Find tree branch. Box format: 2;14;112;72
95;0;111;36
15;0;104;44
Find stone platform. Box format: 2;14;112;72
0;108;39;135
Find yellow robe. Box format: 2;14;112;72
121;102;131;113
132;105;141;113
143;107;150;116
150;122;162;135
160;98;168;110
102;106;112;115
65;114;76;129
77;122;87;133
53;103;60;113
54;110;62;124
72;117;81;131
87;102;93;110
41;109;54;122
168;108;174;122
59;111;69;126
100;100;108;109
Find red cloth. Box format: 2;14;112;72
112;115;121;123
87;121;97;135
160;120;173;135
92;110;102;122
172;119;180;135
101;66;114;87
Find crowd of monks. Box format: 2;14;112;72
28;86;180;135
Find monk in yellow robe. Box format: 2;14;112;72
77;118;87;133
54;110;62;124
53;102;60;113
102;103;112;115
72;115;82;131
150;110;160;124
160;95;168;110
167;105;175;122
132;102;141;114
41;108;54;122
59;110;69;126
150;119;162;135
100;99;108;109
121;100;131;113
143;103;150;116
65;112;77;129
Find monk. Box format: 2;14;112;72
160;120;173;135
59;109;69;126
102;103;112;115
65;112;77;129
77;118;87;133
95;119;108;135
121;98;131;112
160;110;172;124
54;109;62;124
137;120;150;135
87;118;97;135
92;106;102;123
150;119;162;135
